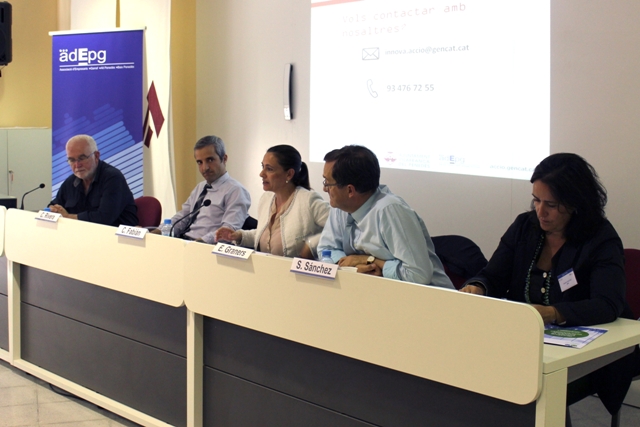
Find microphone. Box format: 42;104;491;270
20;183;46;210
170;199;211;238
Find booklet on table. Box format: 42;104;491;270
544;325;607;349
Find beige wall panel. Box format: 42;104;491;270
0;0;57;127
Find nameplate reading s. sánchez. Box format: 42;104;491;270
290;257;337;279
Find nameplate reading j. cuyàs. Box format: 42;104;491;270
35;210;62;223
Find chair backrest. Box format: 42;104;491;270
624;248;640;319
242;215;258;230
432;235;488;289
135;196;162;228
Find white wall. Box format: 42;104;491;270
196;0;640;257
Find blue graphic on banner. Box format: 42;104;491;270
51;30;143;198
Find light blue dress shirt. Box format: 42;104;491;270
171;172;251;244
318;186;454;288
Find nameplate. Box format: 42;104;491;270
212;243;253;259
116;225;148;239
290;257;337;279
35;210;62;222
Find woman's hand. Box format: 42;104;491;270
532;305;565;325
459;284;486;295
215;227;241;244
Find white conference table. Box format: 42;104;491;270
3;209;186;427
0;206;5;256
183;242;640;427
4;208;185;306
1;208;639;427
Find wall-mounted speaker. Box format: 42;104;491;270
283;63;292;120
0;2;12;66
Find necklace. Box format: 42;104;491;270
525;233;552;305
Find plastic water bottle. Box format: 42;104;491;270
160;219;172;236
320;250;333;264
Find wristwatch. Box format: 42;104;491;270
366;255;375;264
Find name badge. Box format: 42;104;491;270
36;210;62;222
558;268;578;292
116;225;148;239
212;243;253;259
290;257;337;279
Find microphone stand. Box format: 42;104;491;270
20;183;46;210
170;199;211;238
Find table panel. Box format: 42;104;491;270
203;317;535;427
22;302;186;427
204;367;378;427
0;256;6;352
21;265;187;357
5;208;184;306
0;294;6;351
185;246;544;405
0;256;6;296
0;206;5;256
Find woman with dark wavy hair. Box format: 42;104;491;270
460;153;637;420
216;145;329;259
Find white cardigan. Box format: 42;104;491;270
238;187;329;258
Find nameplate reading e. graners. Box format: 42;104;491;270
290;257;337;279
35;210;62;222
116;225;148;239
212;243;254;260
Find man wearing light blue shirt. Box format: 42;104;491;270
169;135;251;243
317;145;453;288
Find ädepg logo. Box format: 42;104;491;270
59;48;107;65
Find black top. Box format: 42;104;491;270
467;212;627;326
51;160;138;227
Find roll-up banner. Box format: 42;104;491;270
50;29;143;198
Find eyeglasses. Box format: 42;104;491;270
322;179;340;188
67;151;95;165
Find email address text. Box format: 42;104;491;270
489;164;533;173
385;45;469;55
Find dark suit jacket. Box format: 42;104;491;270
469;212;626;326
51;160;138;227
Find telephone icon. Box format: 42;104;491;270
367;79;378;98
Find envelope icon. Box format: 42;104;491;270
362;48;379;60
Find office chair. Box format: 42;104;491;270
567;249;640;427
623;249;640;320
608;248;640;427
431;235;488;289
134;196;162;228
242;215;258;230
